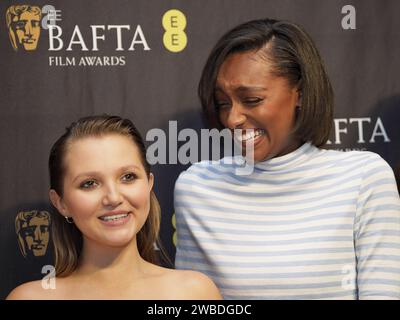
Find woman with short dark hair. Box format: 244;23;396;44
174;18;400;300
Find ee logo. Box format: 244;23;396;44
162;9;187;52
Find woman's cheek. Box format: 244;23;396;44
66;190;100;218
126;182;151;209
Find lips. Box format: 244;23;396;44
99;213;129;221
98;211;131;226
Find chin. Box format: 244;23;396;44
102;231;137;247
103;238;135;248
249;149;272;163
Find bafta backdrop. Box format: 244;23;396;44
0;0;399;298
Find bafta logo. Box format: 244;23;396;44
6;5;41;51
15;210;50;258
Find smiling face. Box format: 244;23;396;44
215;50;302;162
50;134;153;248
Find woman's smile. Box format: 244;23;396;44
216;51;301;162
98;210;132;226
234;128;267;150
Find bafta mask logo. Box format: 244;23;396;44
15;210;50;258
6;5;42;51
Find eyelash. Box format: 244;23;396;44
79;173;137;189
121;172;137;182
80;180;98;189
244;97;263;105
215;97;264;110
215;101;229;110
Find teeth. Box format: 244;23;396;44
236;129;265;142
99;213;128;221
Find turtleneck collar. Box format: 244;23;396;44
253;142;317;172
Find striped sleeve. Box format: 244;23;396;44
354;153;400;299
174;164;212;274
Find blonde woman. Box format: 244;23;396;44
8;115;221;299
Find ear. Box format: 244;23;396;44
49;189;69;217
148;173;154;192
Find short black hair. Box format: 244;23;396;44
199;18;334;147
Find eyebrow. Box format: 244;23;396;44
72;165;142;183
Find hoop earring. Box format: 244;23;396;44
65;216;74;224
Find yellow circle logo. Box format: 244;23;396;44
162;9;187;53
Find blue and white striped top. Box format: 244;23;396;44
174;142;400;299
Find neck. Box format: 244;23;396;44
275;139;302;158
74;237;147;281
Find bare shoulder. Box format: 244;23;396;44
165;269;222;300
6;277;69;300
6;280;49;300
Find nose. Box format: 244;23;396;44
102;184;123;207
225;102;247;129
